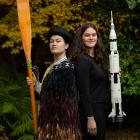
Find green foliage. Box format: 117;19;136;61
0;70;35;140
117;14;140;95
0;1;140;95
125;0;137;9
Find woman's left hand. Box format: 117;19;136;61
87;116;97;136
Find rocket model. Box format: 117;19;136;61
108;11;126;122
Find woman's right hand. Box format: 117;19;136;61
26;76;33;85
26;72;36;86
26;72;41;94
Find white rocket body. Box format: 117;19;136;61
108;11;126;122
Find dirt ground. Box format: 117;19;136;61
105;118;140;140
106;127;140;140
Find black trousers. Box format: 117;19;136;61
80;103;106;140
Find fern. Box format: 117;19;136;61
12;113;33;136
0;124;5;132
18;134;34;140
0;70;35;139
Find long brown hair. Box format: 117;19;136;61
69;22;108;72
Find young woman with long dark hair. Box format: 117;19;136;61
70;23;109;140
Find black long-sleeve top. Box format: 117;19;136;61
75;53;108;117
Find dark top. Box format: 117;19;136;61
39;60;79;127
75;54;108;117
37;60;82;140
